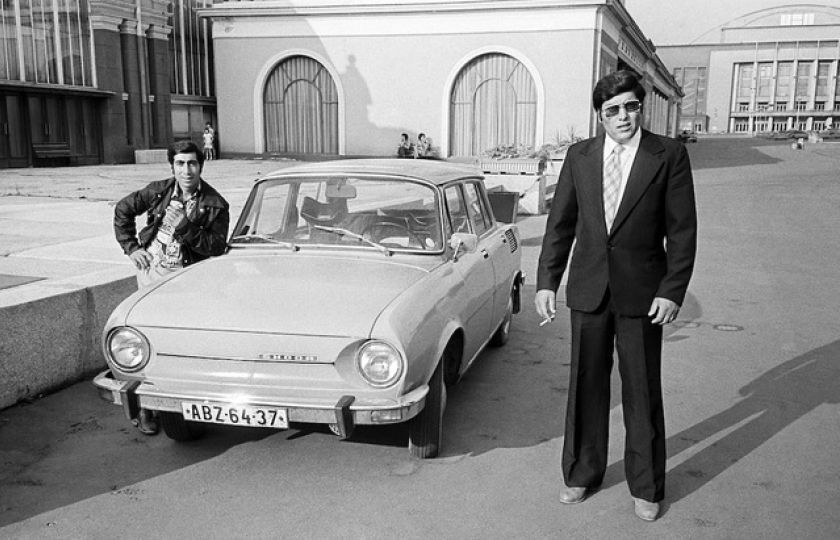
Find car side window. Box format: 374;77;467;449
444;185;470;234
464;182;491;236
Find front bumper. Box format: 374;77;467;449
93;370;427;438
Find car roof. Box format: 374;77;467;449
259;158;484;186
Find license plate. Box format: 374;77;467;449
181;401;289;429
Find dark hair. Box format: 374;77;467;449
592;70;647;111
401;133;409;141
168;139;205;167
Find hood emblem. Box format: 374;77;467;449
257;353;320;362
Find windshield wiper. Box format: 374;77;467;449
312;225;392;256
229;234;298;251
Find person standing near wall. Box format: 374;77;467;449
202;126;215;161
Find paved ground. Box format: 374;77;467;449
1;138;839;538
0;158;291;288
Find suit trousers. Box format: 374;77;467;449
562;289;666;502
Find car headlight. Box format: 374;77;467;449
356;340;404;388
106;327;150;372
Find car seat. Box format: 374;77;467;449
300;196;348;227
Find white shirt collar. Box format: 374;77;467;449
603;128;642;160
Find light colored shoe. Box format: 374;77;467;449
559;486;588;505
633;498;660;521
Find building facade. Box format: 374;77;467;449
657;4;840;134
0;0;216;169
203;0;682;160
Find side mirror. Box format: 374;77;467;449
449;232;478;261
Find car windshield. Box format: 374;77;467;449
231;175;443;252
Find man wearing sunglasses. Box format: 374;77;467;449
535;70;697;521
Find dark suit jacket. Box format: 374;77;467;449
537;129;697;316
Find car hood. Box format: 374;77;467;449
125;253;431;337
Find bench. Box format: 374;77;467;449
32;141;71;159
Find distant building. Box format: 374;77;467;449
202;0;682;160
657;4;840;134
0;0;217;169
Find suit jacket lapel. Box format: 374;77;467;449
609;130;665;236
578;135;609;235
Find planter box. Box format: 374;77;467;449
479;156;565;215
483;174;545;215
478;157;542;175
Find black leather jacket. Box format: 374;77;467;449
114;177;230;266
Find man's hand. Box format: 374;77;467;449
648;297;680;325
535;289;556;326
129;249;153;270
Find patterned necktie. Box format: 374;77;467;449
603;144;624;232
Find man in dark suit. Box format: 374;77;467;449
535;70;697;521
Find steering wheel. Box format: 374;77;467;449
363;220;425;249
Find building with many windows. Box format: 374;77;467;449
656;4;840;134
0;0;216;169
202;0;682;160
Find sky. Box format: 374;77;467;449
625;0;839;45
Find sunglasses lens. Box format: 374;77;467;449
602;101;641;117
603;105;620;117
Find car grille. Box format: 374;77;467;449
504;229;518;252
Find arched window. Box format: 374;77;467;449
450;53;537;157
263;56;339;155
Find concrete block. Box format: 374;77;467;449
0;268;135;409
134;149;168;164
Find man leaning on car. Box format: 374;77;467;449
113;139;230;434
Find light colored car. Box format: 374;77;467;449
94;159;524;458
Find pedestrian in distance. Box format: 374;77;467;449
202;126;215;161
534;70;697;521
113;139;231;435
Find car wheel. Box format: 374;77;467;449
159;411;206;442
408;359;446;458
489;292;514;347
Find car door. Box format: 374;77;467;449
444;184;494;363
463;181;509;331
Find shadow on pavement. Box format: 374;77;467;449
601;338;840;513
687;138;786;170
0;382;276;526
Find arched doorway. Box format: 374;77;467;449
449;53;537;157
263;55;339;155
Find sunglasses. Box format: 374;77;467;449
602;100;642;118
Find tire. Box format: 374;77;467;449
408;359;446;458
489;292;514;347
159;411;206;442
